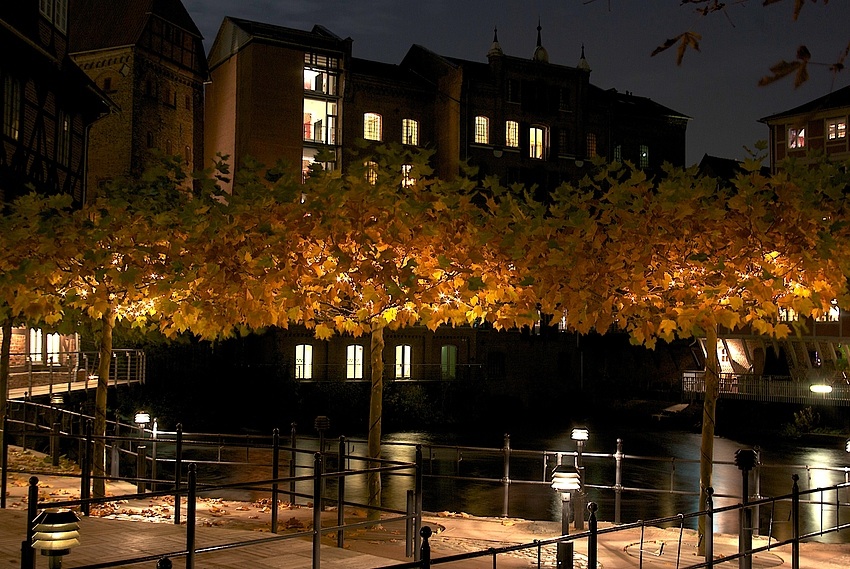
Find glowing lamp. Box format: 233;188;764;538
135;412;151;426
551;465;581;493
571;428;589;442
32;508;80;567
810;384;833;394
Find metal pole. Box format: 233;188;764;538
81;420;92;516
614;438;623;524
588;502;598;569
791;474;800;569
405;489;414;558
1;415;9;509
740;465;751;569
312;452;323;569
22;476;38;569
415;445;423;560
502;433;511;518
271;428;280;534
557;494;573;569
174;423;183;525
186;463;196;569
753;447;761;537
420;526;432;569
575;440;584;531
706;487;714;569
337;436;345;549
290;423;297;506
136;445;147;494
50;422;60;467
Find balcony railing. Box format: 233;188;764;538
682;371;850;405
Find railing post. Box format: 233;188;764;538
1;415;9;509
312;452;323;569
415;444;423;561
50;422;61;467
174;423;183;525
791;474;800;569
81;420;92;516
271;428;280;534
136;444;147;494
502;433;511;518
706;487;714;569
405;489;414;557
614;438;623;524
22;476;38;569
290;422;297;506
186;463;197;569
420;526;432;569
337;435;346;549
588;502;598;569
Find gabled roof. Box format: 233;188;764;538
759;84;850;123
69;0;203;53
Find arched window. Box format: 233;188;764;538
29;328;42;363
529;125;547;159
395;344;412;379
364;112;382;141
295;344;313;379
346;345;364;379
441;345;457;380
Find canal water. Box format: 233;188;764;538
186;423;850;543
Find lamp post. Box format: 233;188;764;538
134;412;150;493
734;448;758;569
571;427;589;530
551;465;581;569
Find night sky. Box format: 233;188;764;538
184;0;850;166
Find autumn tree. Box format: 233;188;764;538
525;155;850;553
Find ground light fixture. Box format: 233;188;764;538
135;411;151;428
551;465;581;569
32;508;81;568
571;427;589;530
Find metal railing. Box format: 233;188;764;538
6;349;145;399
683;371;850;405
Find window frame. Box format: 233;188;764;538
402;118;419;146
440;345;457;380
827;118;847;141
346;344;364;379
505;120;519;148
639;144;649;169
3;75;22;141
395;344;412;379
529;125;547;160
474;116;490;145
295;344;313;379
788;126;806;149
56;109;70;166
364;112;382;142
586;133;597;158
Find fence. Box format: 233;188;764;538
683;370;850;405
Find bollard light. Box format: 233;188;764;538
571;427;589;531
551;465;580;569
571;428;589;442
845;439;850;454
134;412;151;427
50;394;64;406
551;465;581;493
32;508;80;569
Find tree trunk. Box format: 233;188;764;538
92;306;115;498
697;325;719;557
0;318;11;429
367;325;384;520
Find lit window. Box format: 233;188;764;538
586;133;597;157
441;345;457;380
778;307;798;322
401;164;415;188
815;300;840;322
304;100;338;144
402;118;419;146
364;112;382;141
364;161;378;185
56;110;70;166
719;347;729;363
505;120;519;148
346;345;363;379
827;119;847;141
529;125;547;159
3;75;22;141
639;144;649;168
47;333;60;365
474;116;489;144
395;344;412;379
29;329;43;363
613;145;622;163
788;127;806;149
295;344;313;379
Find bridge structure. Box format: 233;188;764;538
682;370;850;406
6;349;145;401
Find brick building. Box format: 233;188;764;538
205;20;689;192
0;0;109;205
759;84;850;172
68;0;208;193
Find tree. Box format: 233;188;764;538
526;155;850;552
0;156;201;497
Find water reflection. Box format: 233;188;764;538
190;426;850;543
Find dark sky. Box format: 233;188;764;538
184;0;850;166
